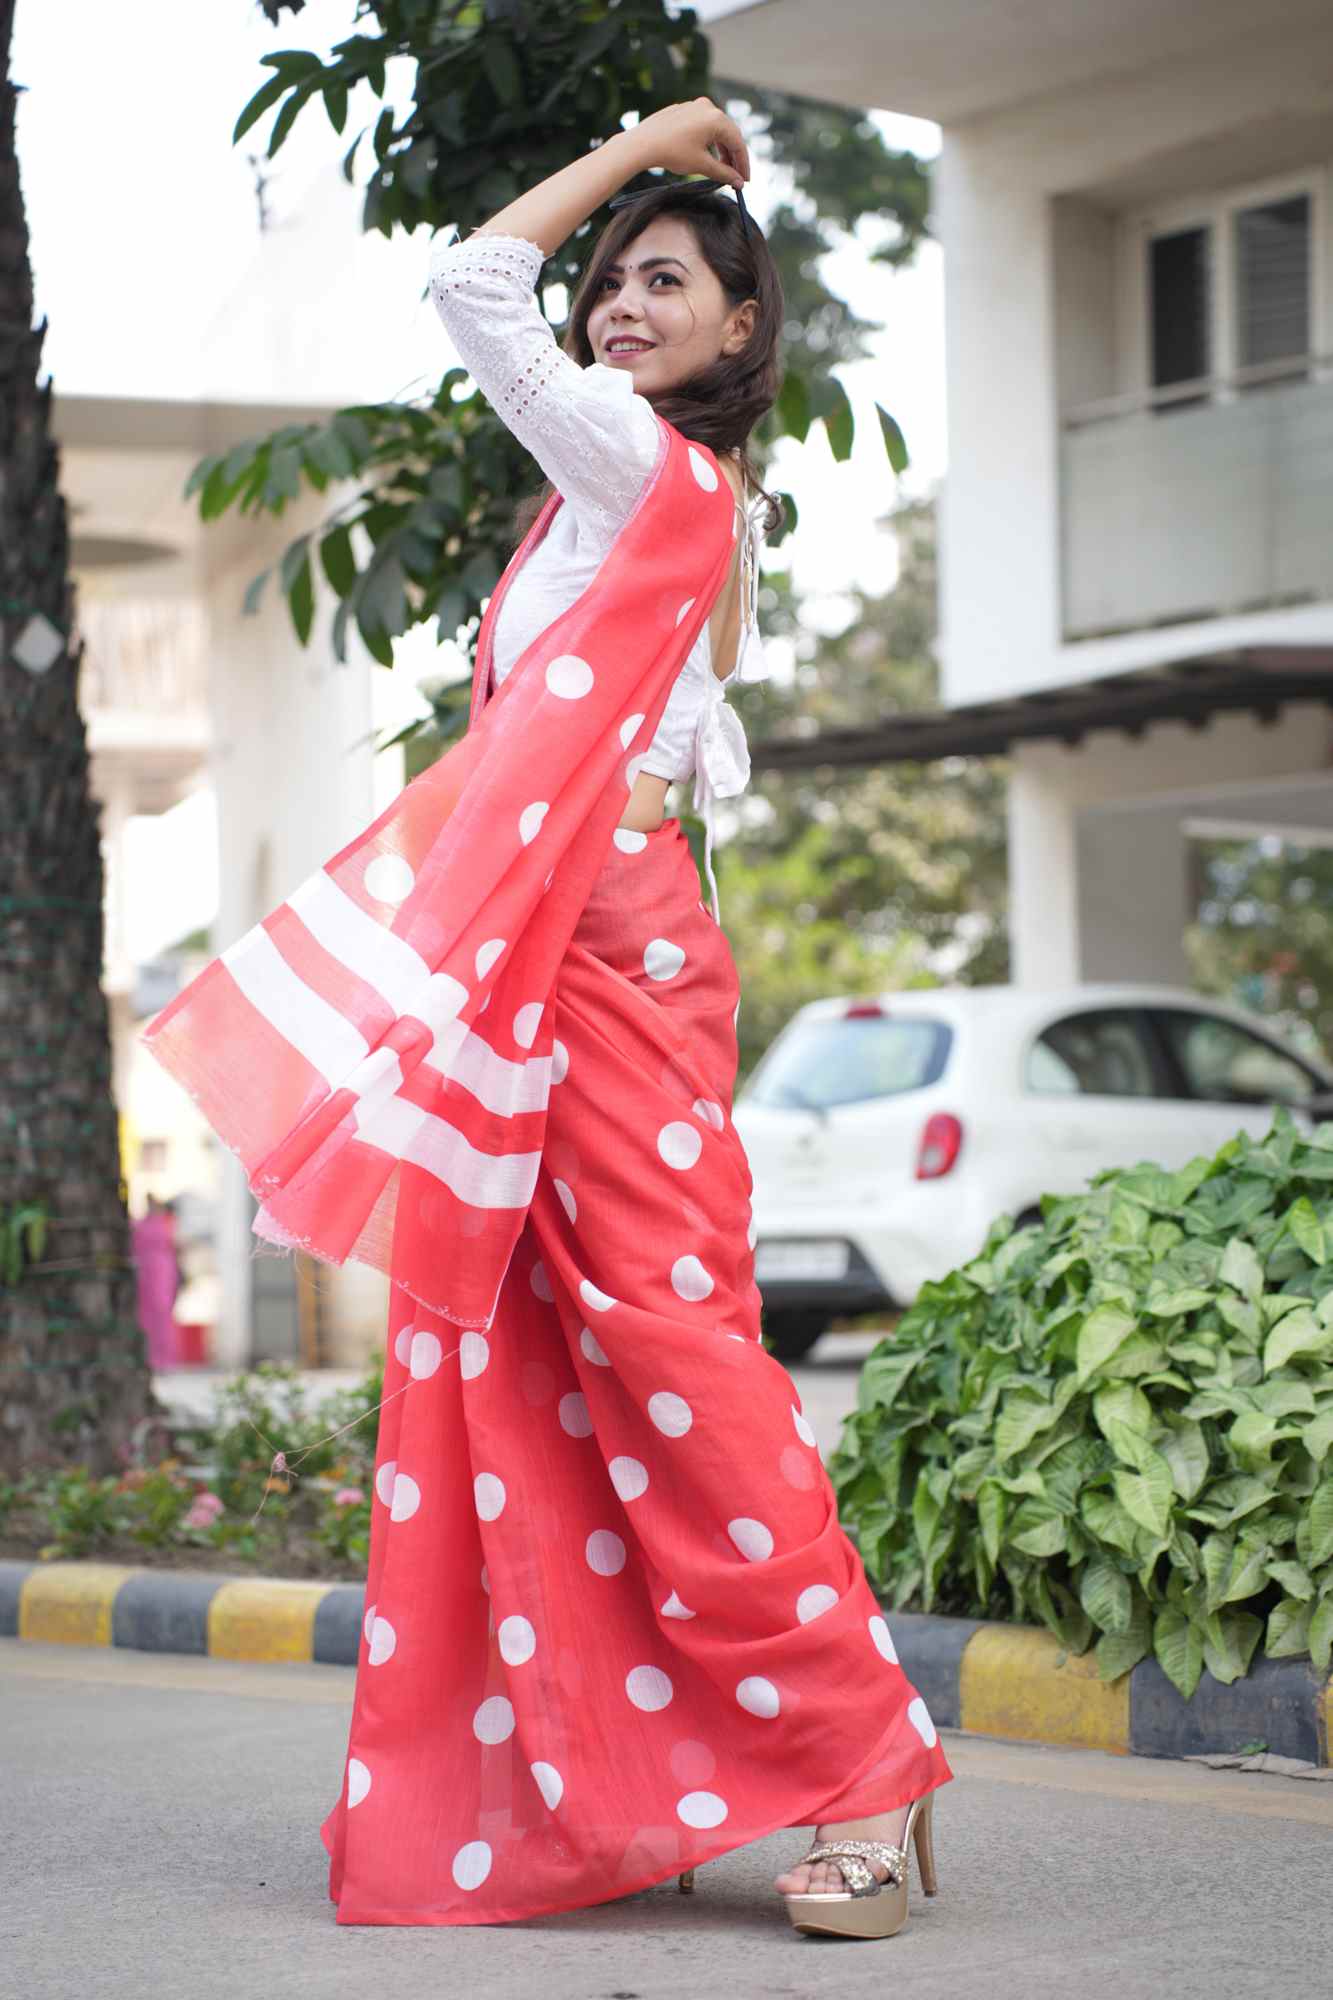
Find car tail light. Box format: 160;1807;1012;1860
843;1000;883;1019
916;1112;962;1180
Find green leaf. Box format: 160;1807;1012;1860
1265;1596;1312;1659
1153;1605;1204;1699
1008;1496;1067;1559
776;369;811;442
1309;1479;1333;1567
1075;1305;1136;1386
286;550;314;646
1283;1196;1327;1265
1309;1594;1333;1674
1219;1235;1264;1304
1095;1595;1152;1681
1081;1488;1144;1558
875;402;909;474
242;568;271;618
823;379;855;463
1113;1461;1173;1539
324;82;349;136
1264;1559;1314;1601
1159;1420;1209;1501
232;72;292;146
1201;1609;1262;1685
1219;1536;1269;1605
1302;1410;1333;1466
856;1349;920;1415
1092;1381;1152;1438
1264;1306;1331;1375
976;1479;1005;1566
994;1386;1061;1462
320;524;357;598
1079;1556;1132;1635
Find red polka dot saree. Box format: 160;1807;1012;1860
142;417;952;1925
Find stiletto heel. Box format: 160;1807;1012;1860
913;1791;938;1896
678;1868;696;1894
782;1791;939;1941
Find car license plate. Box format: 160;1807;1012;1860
754;1240;849;1281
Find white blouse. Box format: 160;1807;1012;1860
427;230;770;917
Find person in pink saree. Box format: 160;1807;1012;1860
142;99;951;1942
131;1197;182;1371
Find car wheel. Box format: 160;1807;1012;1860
761;1309;828;1361
1014;1205;1044;1232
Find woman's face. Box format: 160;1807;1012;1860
586;215;755;398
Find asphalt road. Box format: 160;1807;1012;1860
5;1636;1331;2000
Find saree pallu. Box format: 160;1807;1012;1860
319;820;952;1926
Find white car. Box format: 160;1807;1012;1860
733;982;1332;1359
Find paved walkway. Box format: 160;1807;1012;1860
5;1637;1330;2000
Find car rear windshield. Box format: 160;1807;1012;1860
744;1013;952;1112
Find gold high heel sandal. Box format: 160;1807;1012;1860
782;1792;939;1941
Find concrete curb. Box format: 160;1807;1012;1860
3;1559;1328;1764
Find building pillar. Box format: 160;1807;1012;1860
1006;744;1081;986
1076;803;1191;985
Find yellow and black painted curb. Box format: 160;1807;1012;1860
3;1559;1328;1765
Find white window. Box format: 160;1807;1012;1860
1132;174;1323;404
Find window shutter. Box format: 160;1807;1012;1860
1235;194;1310;371
1148;226;1211;390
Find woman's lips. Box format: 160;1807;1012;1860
605;340;654;357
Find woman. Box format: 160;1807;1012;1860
144;99;950;1939
131;1195;182;1371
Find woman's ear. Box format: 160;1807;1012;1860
722;298;758;356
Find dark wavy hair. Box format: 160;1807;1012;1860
513;183;785;539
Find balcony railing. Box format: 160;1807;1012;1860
1060;358;1333;641
78;599;210;716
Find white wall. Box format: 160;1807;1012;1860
938;24;1333;707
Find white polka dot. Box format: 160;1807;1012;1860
374;1459;397;1506
677;1790;728;1829
545;653;594;699
671;1255;714;1302
498;1614;536;1665
460;1331;490;1379
347;1757;371;1807
657;1122;702;1170
579;1278;616;1313
390;1472;421;1522
530;1258;554;1302
368;1614;396;1665
472;1695;515;1744
474;1472;506;1521
532;1761;564;1809
648;1390;693;1438
559;1391;593;1438
364;853;414;903
675;597;696;627
692;1097;725;1130
661;1590;696;1620
554;1177;577;1223
513;1001;543;1049
586;1529;626;1575
452;1840;493;1891
614;826;648;854
610;1456;649;1501
362;1601;376;1645
626;1665;673;1711
479;1565;490;1595
551;1039;569;1085
475;938;506;978
644;937;685;981
791;1404;816;1448
580;1326;610;1366
728;1517;774;1562
688;446;718;491
736;1676;781;1719
519;801;549;845
908;1696;937;1747
619;712;645;749
410;1330;443;1380
393;1326;411;1366
869;1614;899;1664
797;1584;839;1625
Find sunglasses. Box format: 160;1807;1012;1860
608;175;755;242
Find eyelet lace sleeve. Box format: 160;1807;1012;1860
428;231;662;538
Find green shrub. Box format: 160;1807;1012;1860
830;1110;1333;1698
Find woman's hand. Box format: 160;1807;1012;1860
628;98;751;189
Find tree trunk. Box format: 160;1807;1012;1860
0;0;159;1478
